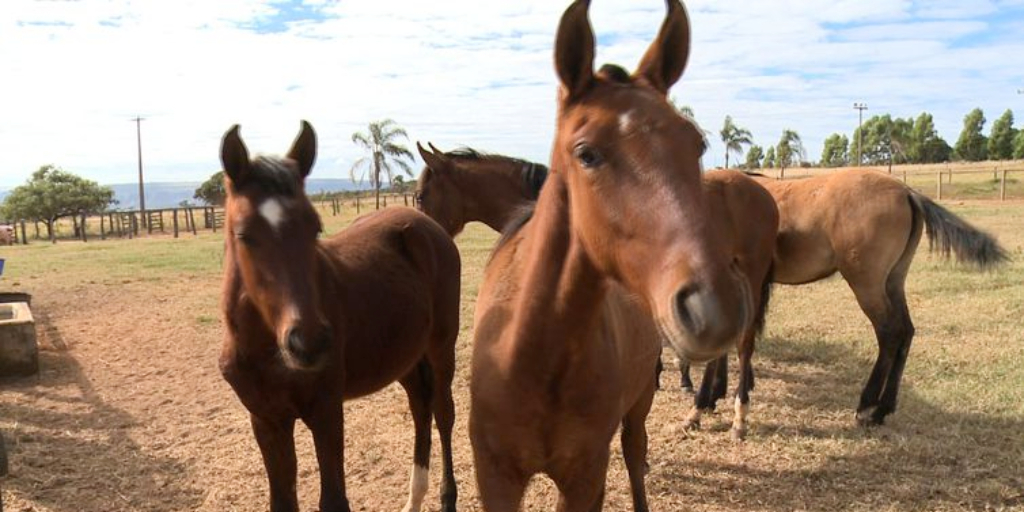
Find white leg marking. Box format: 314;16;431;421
258;198;286;232
401;464;429;512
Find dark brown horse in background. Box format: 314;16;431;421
471;1;758;510
218;121;461;512
676;169;1008;427
414;146;778;439
415;144;547;238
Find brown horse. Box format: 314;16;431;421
470;1;756;510
218;121;461;512
414;144;547;238
414;146;778;439
677;169;1008;427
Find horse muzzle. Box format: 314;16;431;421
281;324;332;370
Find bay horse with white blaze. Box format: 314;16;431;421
471;1;755;510
676;169;1008;426
218;121;461;512
415;145;778;440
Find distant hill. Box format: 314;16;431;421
0;179;369;211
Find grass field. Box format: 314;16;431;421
1;199;1022;511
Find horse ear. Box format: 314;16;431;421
287;120;317;179
634;0;691;95
417;142;448;173
554;0;595;102
221;124;250;186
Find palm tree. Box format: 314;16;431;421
720;116;753;169
350;119;415;210
775;129;805;178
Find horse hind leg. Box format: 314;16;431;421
398;359;434;512
871;282;915;425
426;339;458;511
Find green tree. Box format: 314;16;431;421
1014;130;1024;159
764;145;776;168
719;115;753;169
954;108;988;161
820;133;849;167
775;130;805;173
0;165;114;242
909;112;951;163
193;171;226;206
350;119;415;210
987;109;1016;161
850;115;913;166
744;145;764;169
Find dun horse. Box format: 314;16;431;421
415;145;778;439
218;121;461;512
470;1;755;510
677;169;1008;427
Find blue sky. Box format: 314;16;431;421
1;0;1023;188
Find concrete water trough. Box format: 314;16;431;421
0;301;38;377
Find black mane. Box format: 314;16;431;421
444;147;549;200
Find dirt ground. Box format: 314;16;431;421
1;203;1022;512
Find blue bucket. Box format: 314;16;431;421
0;258;5;276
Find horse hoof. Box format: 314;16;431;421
682;418;701;431
681;386;695;395
855;407;884;427
731;426;747;442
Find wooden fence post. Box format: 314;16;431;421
936;171;943;200
189;209;198;236
1000;169;1007;201
100;213;106;240
173;209;180;238
356;195;361;214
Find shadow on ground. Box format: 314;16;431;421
0;305;204;512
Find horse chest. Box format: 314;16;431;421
221;349;343;419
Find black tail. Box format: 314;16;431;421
753;264;774;337
909;191;1009;269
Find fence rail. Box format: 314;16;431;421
1;192;414;245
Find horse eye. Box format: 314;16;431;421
573;143;603;169
235;231;257;247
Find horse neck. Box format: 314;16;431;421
509;173;607;348
456;159;534;232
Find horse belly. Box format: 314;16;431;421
772;229;838;284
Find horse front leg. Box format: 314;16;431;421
731;333;755;441
305;402;350;512
251;414;299;512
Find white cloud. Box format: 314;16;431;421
0;0;1022;188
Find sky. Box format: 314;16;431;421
2;0;1023;188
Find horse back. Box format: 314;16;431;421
321;207;461;398
755;170;914;284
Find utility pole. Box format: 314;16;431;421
132;116;146;227
853;103;868;166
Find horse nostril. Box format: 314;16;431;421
286;328;314;365
674;286;707;338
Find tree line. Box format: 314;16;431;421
684;103;1024;170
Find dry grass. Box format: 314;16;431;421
1;200;1022;512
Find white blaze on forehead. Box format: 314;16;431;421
618;109;637;134
259;198;286;232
